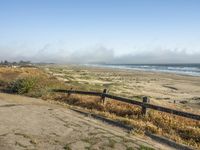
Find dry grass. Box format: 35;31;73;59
53;94;200;148
0;66;200;149
0;66;69;97
47;65;200;115
0;66;44;82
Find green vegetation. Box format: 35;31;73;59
139;145;155;150
108;139;115;148
126;147;134;150
0;79;7;88
8;77;37;94
0;66;199;149
0;66;68;98
63;144;71;150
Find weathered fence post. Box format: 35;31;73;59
142;96;149;115
68;88;73;96
101;89;107;104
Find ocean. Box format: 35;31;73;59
88;64;200;77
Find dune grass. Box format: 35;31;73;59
52;94;200;148
0;66;69;97
0;66;199;149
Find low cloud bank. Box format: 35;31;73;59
113;49;200;64
0;45;200;64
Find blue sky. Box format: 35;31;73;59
0;0;200;63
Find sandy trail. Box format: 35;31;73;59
0;93;174;150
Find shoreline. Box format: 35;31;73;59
48;64;200;114
83;64;200;77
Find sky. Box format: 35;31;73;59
0;0;200;64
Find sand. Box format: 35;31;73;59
0;92;170;150
47;65;200;114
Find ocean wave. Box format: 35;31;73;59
86;64;200;77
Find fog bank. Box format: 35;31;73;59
0;45;200;64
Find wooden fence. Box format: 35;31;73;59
52;89;200;121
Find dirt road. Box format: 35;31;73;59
0;93;173;150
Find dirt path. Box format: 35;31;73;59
0;93;173;150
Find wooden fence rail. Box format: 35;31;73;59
52;89;200;121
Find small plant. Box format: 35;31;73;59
139;145;155;150
0;80;4;86
8;77;37;94
63;144;71;150
0;80;8;88
108;139;115;148
126;147;134;150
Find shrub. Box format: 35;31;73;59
8;77;37;94
0;80;7;87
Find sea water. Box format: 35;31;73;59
87;64;200;77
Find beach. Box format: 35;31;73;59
1;65;200;148
47;64;200;114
